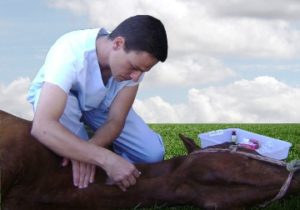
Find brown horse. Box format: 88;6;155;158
1;110;300;210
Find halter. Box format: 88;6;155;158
191;145;300;207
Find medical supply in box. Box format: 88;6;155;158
198;128;292;160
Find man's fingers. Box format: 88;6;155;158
82;164;92;188
70;160;96;189
61;157;69;167
127;175;136;186
117;182;127;192
90;165;96;183
79;162;87;188
133;169;141;178
123;178;132;189
116;174;138;192
72;160;80;187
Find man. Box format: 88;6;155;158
27;15;168;191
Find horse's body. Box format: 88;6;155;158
1;110;299;210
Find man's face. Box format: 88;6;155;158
108;38;158;82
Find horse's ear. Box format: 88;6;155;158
179;134;200;154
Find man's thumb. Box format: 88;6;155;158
61;158;69;167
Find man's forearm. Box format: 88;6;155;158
31;119;110;167
91;119;124;147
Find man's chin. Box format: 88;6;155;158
115;76;130;82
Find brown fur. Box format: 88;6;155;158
1;110;299;210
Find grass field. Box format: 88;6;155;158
139;123;300;210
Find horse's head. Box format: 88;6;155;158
176;133;300;209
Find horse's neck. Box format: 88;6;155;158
81;156;188;209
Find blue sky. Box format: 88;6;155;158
0;0;89;84
1;0;300;122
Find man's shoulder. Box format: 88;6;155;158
58;28;101;43
51;28;101;59
68;28;101;36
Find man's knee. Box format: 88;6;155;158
140;135;165;163
143;144;165;163
114;133;165;164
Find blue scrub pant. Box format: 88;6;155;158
53;94;165;164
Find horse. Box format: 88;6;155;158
1;110;299;210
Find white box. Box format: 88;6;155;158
198;128;292;160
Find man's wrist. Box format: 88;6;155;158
95;148;114;170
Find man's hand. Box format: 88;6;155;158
104;153;141;192
62;158;96;189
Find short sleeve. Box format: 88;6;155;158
43;35;77;93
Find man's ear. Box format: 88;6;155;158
112;36;125;50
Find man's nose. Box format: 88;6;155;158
130;71;142;82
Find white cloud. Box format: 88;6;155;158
48;0;300;59
134;76;300;123
134;96;180;122
40;1;300;123
48;0;189;28
2;77;299;123
47;0;88;16
141;55;235;87
0;78;33;120
203;0;300;20
47;0;300;88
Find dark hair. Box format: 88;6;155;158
109;15;168;62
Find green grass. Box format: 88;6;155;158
139;123;300;210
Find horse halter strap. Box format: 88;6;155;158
260;159;300;207
191;146;300;207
